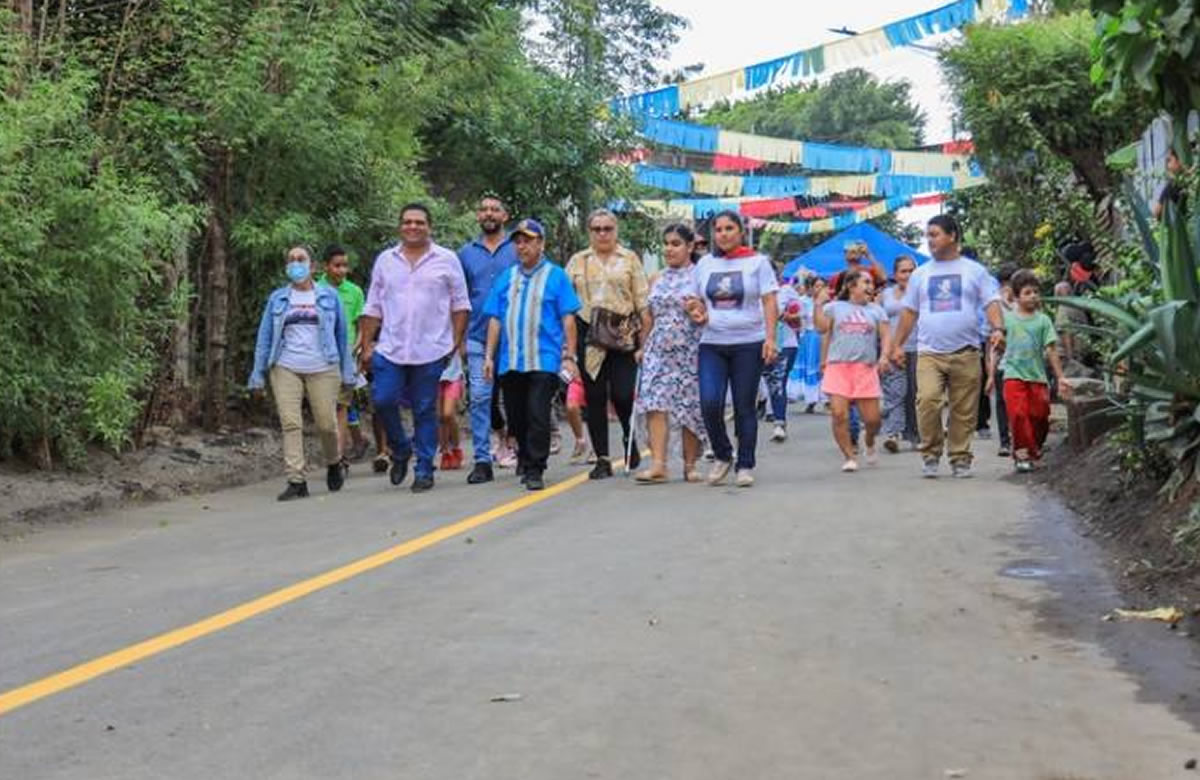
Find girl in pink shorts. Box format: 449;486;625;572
814;269;893;472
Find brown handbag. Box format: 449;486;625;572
583;256;640;352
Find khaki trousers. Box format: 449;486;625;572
270;365;341;483
915;349;982;465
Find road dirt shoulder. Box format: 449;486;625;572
0;427;297;540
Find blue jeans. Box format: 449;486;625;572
371;352;446;479
466;340;493;464
765;346;798;423
699;342;764;470
849;403;861;444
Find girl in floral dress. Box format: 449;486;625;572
633;224;706;483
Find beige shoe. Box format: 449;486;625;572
569;440;593;465
735;469;754;487
707;460;732;485
634;467;668;484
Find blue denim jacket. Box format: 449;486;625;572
247;283;356;389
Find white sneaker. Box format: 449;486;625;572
707;460;732;485
770;423;787;443
921;458;939;478
841;459;859;473
951;462;974;479
735;469;755;487
865;445;878;466
495;446;517;469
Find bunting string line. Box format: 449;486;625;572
619;194;948;236
609;0;1030;118
637;118;983;177
633;164;985;199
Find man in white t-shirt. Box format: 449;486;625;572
890;215;1004;479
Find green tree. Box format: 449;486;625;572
941;12;1150;201
939;11;1152;266
0;0;666;463
1088;0;1200;164
531;0;687;92
0;36;185;465
416;10;641;261
702;69;927;148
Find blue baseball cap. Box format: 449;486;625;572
511;218;545;240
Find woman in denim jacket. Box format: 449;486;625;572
249;246;357;501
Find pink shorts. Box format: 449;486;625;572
566;376;585;408
439;379;463;402
820;362;881;400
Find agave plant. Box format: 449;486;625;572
1051;182;1200;500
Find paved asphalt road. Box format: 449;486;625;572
2;413;1199;779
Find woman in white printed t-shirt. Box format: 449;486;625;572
248;246;357;501
684;211;779;488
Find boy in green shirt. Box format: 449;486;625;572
986;270;1071;472
319;245;367;465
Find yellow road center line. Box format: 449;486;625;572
0;470;594;717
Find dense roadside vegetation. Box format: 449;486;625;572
1061;0;1200;549
945;0;1200;552
940;10;1152;271
0;0;681;466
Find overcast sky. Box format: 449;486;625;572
655;0;963;144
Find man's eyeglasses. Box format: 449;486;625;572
589;225;615;233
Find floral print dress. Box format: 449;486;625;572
636;266;705;438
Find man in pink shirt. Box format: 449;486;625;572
359;203;471;492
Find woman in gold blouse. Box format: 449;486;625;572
566;209;652;479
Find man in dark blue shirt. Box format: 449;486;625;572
458;194;518;484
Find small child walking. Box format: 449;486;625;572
813;269;892;472
986;270;1071;472
564;375;594;464
437;353;465;470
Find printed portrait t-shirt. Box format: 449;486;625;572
901;256;999;354
277;288;331;373
690;250;779;345
824;301;888;364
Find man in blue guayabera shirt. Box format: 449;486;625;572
482;219;580;492
458;194;518;485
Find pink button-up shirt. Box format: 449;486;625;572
364;242;471;365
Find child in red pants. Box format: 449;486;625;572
986;270;1070;472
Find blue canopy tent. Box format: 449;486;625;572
781;222;929;281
